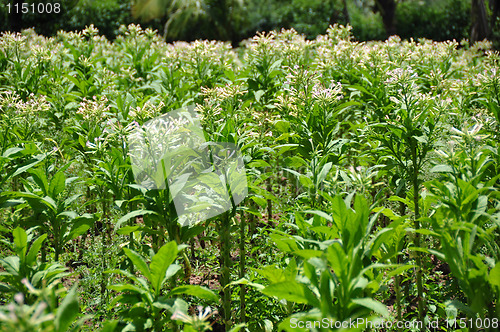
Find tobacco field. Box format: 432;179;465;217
0;24;499;331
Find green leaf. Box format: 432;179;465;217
228;323;247;332
100;320;120;332
29;168;49;196
54;286;80;332
250;196;267;208
352;298;389;317
254;90;265;103
67;215;94;240
326;242;346;276
5;155;46;185
0;256;20;276
115;210;158;230
262;281;319;307
227;278;265;291
64;193;82;207
150;241;177;294
26;234;47;266
116;225;141;235
302;210;332;222
13;227;27;257
3;147;23;158
168;285;218;302
445;299;475;317
165;264;181;280
430;164;453;173
293;249;323;259
123;248;152;283
247;160;271;169
489;263;500;288
49;170;66;198
108;283;148;295
386;264;416;279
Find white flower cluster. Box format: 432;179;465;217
76;96;110;121
0;91;50;117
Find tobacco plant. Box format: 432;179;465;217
0;227;68;303
423;124;500;328
370;66;443;324
106;241;218;331
257;194;413;331
5;165;94;261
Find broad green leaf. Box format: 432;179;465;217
67;216;94;240
0;256;20;276
489;263;500;288
247;160;271;168
150;241;177;294
13;227;28;257
49;170;66;197
3;147;23;158
430;164;453;173
351;298;389;317
108;283;148;295
254;265;286;283
115;210;159;230
29;168;49;196
5;155;46;185
123;248;152;283
227;278;265;291
26;233;47;266
100;320;120;332
262;281;319;307
254;90;265;103
326;242;346;277
302;210;332;222
54;286;80;332
165;264;181;280
293;249;323;259
168;285;218;302
116;225;142;235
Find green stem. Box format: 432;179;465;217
239;211;246;323
412;156;425;325
395;200;405;331
220;211;232;330
267;166;272;222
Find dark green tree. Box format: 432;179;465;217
9;0;23;32
375;0;398;37
471;0;489;42
132;0;245;43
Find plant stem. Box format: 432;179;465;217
239;211;246;323
395;200;405;331
267;166;272;222
219;211;232;330
412;159;425;325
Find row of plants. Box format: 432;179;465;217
0;24;499;331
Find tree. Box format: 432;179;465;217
329;0;351;26
375;0;398;37
9;0;23;32
471;0;489;43
132;0;244;43
470;0;500;44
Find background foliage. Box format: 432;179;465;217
0;0;490;44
